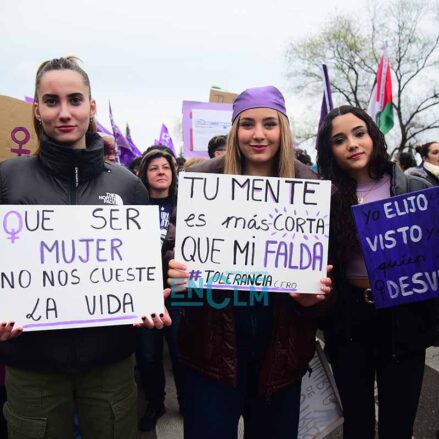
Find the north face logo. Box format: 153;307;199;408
98;192;124;205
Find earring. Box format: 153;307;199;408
37;118;42;126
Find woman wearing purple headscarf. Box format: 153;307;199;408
164;86;332;439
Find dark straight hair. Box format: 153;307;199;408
316;105;390;263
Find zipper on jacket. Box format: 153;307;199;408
70;166;79;205
70;165;79;370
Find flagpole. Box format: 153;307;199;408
318;64;334;129
108;101;121;164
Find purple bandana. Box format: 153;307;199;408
232;86;288;122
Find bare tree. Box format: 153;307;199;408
285;0;439;155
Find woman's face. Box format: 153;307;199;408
330;113;374;182
34;69;96;149
424;143;439;166
146;157;172;195
237;108;281;174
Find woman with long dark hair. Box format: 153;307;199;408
317;105;436;439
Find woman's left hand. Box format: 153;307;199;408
134;288;173;329
289;265;333;307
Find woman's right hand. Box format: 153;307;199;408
167;259;189;292
0;322;23;341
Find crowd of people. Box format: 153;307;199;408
0;56;438;439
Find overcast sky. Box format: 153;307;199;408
2;0;368;154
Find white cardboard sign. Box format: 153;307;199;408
0;206;164;331
191;108;232;151
175;173;331;294
299;341;344;438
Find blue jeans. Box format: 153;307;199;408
135;305;184;406
183;363;301;439
183;297;302;438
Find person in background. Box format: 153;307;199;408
144;144;178;172
183;157;208;169
316;105;436;439
98;133;118;163
410;141;439;353
128;156;142;176
0;56;170;439
412;141;439;185
165;86;332;439
207;134;227;158
295;148;313;166
139;150;177;244
394;150;417;172
135;149;184;431
176;156;186;174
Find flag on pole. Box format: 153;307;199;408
96;120;112;136
125;123;142;157
367;47;394;134
156;124;176;157
126;123;132;143
318;64;334;129
108;102;141;166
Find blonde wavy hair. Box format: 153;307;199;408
224;112;295;178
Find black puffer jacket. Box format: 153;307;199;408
324;162;437;357
0;133;149;372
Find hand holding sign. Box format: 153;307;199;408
167;259;189;292
0;321;23;341
134;288;173;330
290;264;333;307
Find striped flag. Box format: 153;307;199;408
318;64;334;129
367;47;394;134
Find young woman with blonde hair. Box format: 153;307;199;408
164;86;332;439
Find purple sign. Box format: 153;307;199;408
352;186;439;309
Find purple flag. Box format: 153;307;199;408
125;123;142;157
108;102;141;166
126;124;133;143
318;64;334;129
157;124;176;156
126;137;142;157
96;120;112;135
24;96;34;103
